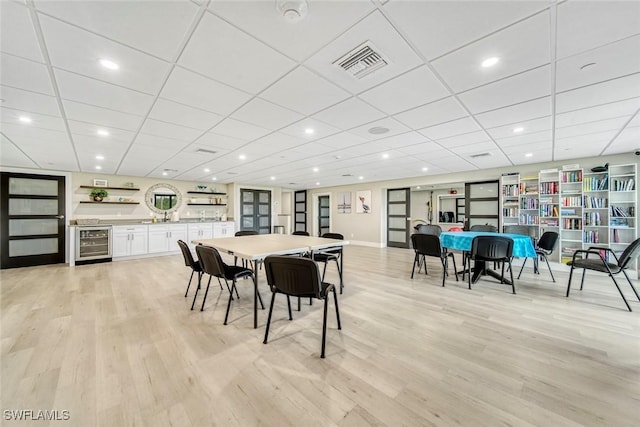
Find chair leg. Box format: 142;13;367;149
200;276;213;311
216;277;223;290
441;256;447;287
517;258;527;279
185;270;195;297
468;258;472;289
500;261;505;284
321;294;329;359
191;274;208;310
321;262;328;282
286;295;292;320
411;253;418;279
224;281;237;324
580;268;587;290
333;288;341;330
610;275;632;312
263;292;276;344
508;260;515;294
423;255;428;275
622;270;640;301
450;253;459;281
334;258;343;285
566;264;575;297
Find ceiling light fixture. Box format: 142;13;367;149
95;165;102;170
95;155;104;160
315;182;320;186
417;186;421;189
369;126;390;135
513;127;524;133
525;153;533;157
312;167;319;172
270;176;276;180
481;57;499;68
18;115;32;123
304;128;314;135
382;153;389;159
162;171;168;176
422;167;428;172
212;177;217;181
358;176;364;180
239;154;246;160
276;0;308;22
204;168;210;173
97;129;109;136
99;59;119;70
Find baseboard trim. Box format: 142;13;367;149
350;240;384;248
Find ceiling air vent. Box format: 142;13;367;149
195;148;218;155
469;152;492;159
334;42;388;79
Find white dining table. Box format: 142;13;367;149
192;234;349;328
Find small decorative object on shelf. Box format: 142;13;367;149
196;185;207;191
123;182;135;188
90;188;109;202
93;179;108;187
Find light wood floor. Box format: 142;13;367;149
1;246;639;426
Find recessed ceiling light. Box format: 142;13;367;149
316;182;320;186
358;176;364;180
18;116;32;123
525;153;533;157
304;128;314;135
204;168;210;173
95;155;104;160
382;153;390;159
513;127;524;133
95;165;102;170
422;167;428;172
162;171;168;176
212;177;217;181
334;155;341;160
312;167;319;172
481;57;499;68
239;154;246;160
369;126;390;135
97;129;109;137
417;186;421;190
99;59;119;70
270;176;276;180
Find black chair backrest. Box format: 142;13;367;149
411;233;442;258
321;233;343;254
235;230;258;237
503;225;531;236
264;255;322;297
471;236;513;261
470;224;498;233
416;224;442;236
177;240;196;268
195;245;225;278
292;231;310;236
537;231;559;252
617;237;640;269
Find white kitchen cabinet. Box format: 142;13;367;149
148;224;187;254
187;222;214;243
113;225;148;257
213;221;235;238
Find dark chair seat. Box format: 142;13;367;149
466;235;515;293
568;258;622;273
313;232;344;294
410;233;457;287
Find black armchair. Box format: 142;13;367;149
566;238;640;311
410;233;458;286
177;240;203;298
518;231;559;282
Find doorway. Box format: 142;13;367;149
240;189;271;234
1;172;66;269
318;195;330;237
294;190;307;233
387;188;411;248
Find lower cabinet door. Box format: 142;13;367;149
112;232;130;257
130;231;148;255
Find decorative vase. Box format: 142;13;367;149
93;196;103;202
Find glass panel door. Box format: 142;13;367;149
465;180;499;229
387;188;410;248
1;172;66;269
294;190;307;233
318;195;330;237
240;189;272;234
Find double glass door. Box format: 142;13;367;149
240;189;271;234
1;172;66;268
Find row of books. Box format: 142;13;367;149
561;196;582;207
519;182;538;194
563;218;582;230
584;196;607;209
562;170;583;183
583;174;608;191
610;205;635;217
502;207;518;217
583;230;600;244
520;198;539;209
502;184;520;197
540;205;559;217
584;212;603;226
520;214;539;225
540;181;559;195
611;178;634;191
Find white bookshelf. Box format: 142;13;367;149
608;164;637;264
518;175;540;238
500;174;520;231
559;168;583;264
539;169;561;262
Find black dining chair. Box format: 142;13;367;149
469;224;499;232
177;240;203;298
192;245;264;324
466;235;515;293
292;231;310;236
415;224;442;236
503;225;532;236
313;233;344;294
234;230;259;268
566;238;640;311
517;231;559;282
410;233;458;287
263;255;341;358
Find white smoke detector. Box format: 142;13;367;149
276;0;308;22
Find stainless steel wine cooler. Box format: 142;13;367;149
75;226;112;264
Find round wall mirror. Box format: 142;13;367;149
145;183;182;215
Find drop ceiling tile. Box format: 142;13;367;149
304;11;423;94
248;133;306;154
209;0;373;62
279;118;340;141
556;74;640;113
231;98;303;130
0;135;37;168
0;122;70;145
209;118;271;141
397;141;447;156
348;117;410;141
419;117;480;141
555;117;629;140
359;65;450;114
73;134;130;155
556;130;617;149
450;141;499;155
494;130;551;148
179;11;295;94
556;0;640;59
0;85;61;116
457;65;550;113
436;131;491;149
150;98;223;131
315;132;368;149
605;126;640;154
1;53;53;95
312;97;385;130
393;97;468;129
503;141;552;156
431;11;550;93
555;98;640;128
384;0;548;60
139;118;202;142
485;116;551;139
161;66;252;116
0;1;43;62
38;15;171;94
195;132;247;151
33;0;200;61
0;107;66;132
134;133;190;150
278;142;337;160
260;67;350;116
628;113;640;128
54;69;154;115
556;35;640;93
474;97;551;128
465;151;511;168
62;100;144;132
117;145;176;176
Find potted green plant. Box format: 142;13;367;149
90;188;109;202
